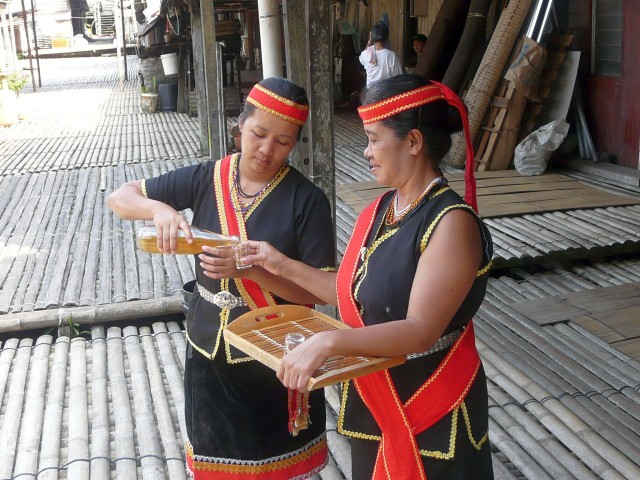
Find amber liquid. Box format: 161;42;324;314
138;236;238;254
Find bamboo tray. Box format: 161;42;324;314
223;305;406;390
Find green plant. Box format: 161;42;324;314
7;71;30;95
140;74;158;94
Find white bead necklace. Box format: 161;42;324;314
394;176;443;217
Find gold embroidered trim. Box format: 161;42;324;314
247;84;309;126
320;266;337;272
353;227;398;300
338;391;489;460
337;381;381;441
419;203;491;277
140;179;148;198
461;401;489;450
187;436;327;474
419;408;458;459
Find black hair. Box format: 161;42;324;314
239;76;309;140
413;34;427;43
370;22;389;43
360;73;463;163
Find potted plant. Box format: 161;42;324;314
139;73;159;114
0;71;29;126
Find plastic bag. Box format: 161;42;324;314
514;119;570;176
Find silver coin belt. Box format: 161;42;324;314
406;328;463;360
197;283;247;309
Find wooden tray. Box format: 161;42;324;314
223;305;406;390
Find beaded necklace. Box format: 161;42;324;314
386;176;445;226
232;156;287;214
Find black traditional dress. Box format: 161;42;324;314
142;154;335;480
336;180;494;480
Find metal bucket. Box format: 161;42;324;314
182;279;196;316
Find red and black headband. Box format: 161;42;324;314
246;84;309;126
357;81;477;213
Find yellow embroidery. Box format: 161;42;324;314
419;407;458;459
187;437;327;474
140;179;148;198
462;401;488;450
353;227;398;300
419;202;491;277
339;394;488;461
247;84;309;126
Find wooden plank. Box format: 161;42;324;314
509;297;590;325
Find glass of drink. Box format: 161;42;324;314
233;241;252;270
284;332;305;354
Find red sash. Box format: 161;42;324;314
336;196;481;480
215;155;276;308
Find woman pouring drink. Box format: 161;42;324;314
240;74;495;479
108;77;335;479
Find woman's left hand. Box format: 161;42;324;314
199;245;245;279
277;333;330;393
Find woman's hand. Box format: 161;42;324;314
152;206;192;253
199;245;245;279
241;240;290;277
277;332;331;393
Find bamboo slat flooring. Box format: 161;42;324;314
0;58;203;177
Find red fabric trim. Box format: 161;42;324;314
336;198;481;479
356;82;478;213
186;443;327;480
219;157;270;308
247;84;309;126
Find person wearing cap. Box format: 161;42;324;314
359;21;404;86
241;73;494;479
407;33;427;71
107;77;335;479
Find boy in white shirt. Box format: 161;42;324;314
359;21;404;86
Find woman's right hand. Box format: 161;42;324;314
241;240;290;277
152;205;192;254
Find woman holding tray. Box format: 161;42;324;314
241;74;494;479
108;77;335;479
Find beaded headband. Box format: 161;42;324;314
357;81;478;213
246;83;309;126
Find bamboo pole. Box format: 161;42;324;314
0;297;182;333
89;326;110;480
107;327;137;479
66;338;90;479
0;338;33;478
448;0;534;168
13;336;52;477
487;416;555;480
37;335;70;480
123;325;166;478
151;322;187;443
140;326;186;479
488;382;599;479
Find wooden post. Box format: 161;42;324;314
283;0;336;303
192;0;221;158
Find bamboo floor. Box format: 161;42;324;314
0;56;639;479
